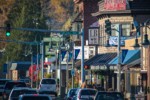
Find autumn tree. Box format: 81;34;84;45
0;0;47;68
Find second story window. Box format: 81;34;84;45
111;23;131;37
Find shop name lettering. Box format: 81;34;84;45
104;0;125;3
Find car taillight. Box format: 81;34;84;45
33;94;38;96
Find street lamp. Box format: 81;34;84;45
48;34;66;96
65;41;74;93
57;41;67;98
105;22;122;92
48;34;63;79
142;19;150;46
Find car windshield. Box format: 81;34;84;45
41;79;56;84
5;82;26;90
80;90;97;95
11;90;37;98
22;96;50;100
109;92;124;100
68;89;77;97
20;79;30;83
95;92;124;100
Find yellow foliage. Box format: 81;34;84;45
62;18;72;30
0;0;15;6
50;0;73;22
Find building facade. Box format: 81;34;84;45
74;0;150;99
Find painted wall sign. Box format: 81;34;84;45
104;0;126;10
88;28;99;45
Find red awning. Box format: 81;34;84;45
29;64;39;82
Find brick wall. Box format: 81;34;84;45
83;0;99;42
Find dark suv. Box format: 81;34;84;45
94;91;124;100
2;81;27;100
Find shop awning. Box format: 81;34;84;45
109;49;140;65
84;53;117;66
126;58;141;67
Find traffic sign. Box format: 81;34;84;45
71;69;75;76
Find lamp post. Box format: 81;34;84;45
30;47;33;88
65;45;69;93
65;41;73;93
117;24;122;92
41;41;44;79
58;43;66;97
106;23;122;92
71;41;75;88
49;34;62;79
36;42;39;88
49;34;66;96
81;28;85;84
142;19;150;45
58;48;62;96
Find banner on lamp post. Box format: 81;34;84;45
122;49;128;63
61;51;66;61
74;49;80;61
68;52;73;62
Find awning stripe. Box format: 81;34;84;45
109;49;140;65
84;53;117;66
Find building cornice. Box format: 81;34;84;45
92;9;150;18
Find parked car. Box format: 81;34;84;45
2;81;27;100
94;91;124;100
19;78;31;87
19;94;52;100
0;79;11;96
38;78;57;97
73;88;97;100
8;87;37;100
65;88;78;100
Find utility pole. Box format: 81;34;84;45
31;51;33;88
59;51;62;97
117;24;122;92
66;51;69;93
41;41;44;79
81;28;85;84
72;42;75;88
36;44;39;88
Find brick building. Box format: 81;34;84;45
74;0;150;99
